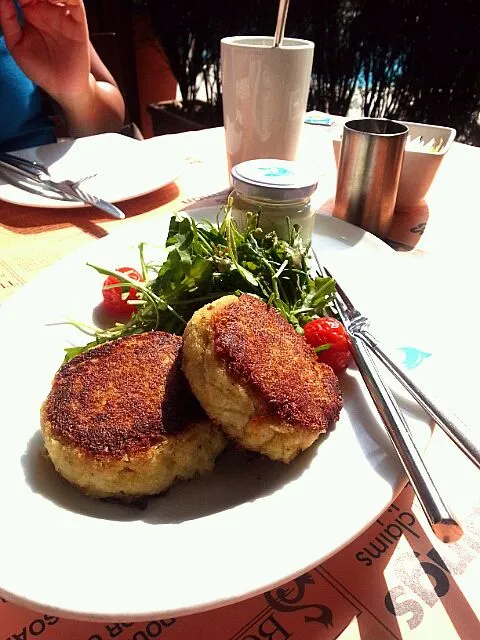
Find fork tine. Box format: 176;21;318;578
74;187;94;204
323;266;357;313
311;250;351;324
311;248;363;324
311;248;328;279
70;173;97;188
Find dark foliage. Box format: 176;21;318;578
354;0;480;142
144;0;480;144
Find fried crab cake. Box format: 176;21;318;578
182;295;343;463
41;332;226;501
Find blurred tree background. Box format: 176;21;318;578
143;0;480;144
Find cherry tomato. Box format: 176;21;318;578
303;316;352;374
102;267;144;316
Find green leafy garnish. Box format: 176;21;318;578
314;343;333;352
63;203;336;362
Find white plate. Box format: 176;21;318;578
0;133;183;208
0;209;432;621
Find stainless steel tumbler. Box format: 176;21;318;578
333;118;408;239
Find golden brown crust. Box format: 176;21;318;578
213;295;342;432
43;332;204;458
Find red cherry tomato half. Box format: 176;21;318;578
303;316;352;374
102;267;144;316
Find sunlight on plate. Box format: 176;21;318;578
0;133;184;208
0;208;433;621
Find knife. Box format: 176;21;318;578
312;252;463;543
0;155;125;219
350;332;463;543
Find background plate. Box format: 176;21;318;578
0;209;432;620
0;134;183;208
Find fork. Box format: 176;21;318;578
321;265;480;472
0;152;124;218
0;152;97;190
313;255;463;542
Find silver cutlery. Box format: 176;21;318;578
313;253;463;542
0;152;97;189
0;151;52;178
323;266;480;472
0;152;125;220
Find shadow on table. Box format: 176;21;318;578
345;479;477;640
335;373;430;639
0;182;180;240
353;488;414;640
399;503;479;640
316;197;431;252
21;428;325;525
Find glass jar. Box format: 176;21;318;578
230;159;318;246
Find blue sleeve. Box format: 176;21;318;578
0;36;57;152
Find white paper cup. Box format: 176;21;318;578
221;36;314;174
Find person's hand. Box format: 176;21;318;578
0;0;90;104
0;0;125;138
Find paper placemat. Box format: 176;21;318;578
1;481;478;639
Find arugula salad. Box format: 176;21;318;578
65;204;336;362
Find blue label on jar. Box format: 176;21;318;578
257;166;292;178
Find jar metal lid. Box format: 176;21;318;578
231;159;318;201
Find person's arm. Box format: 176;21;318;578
0;0;125;137
56;42;126;137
